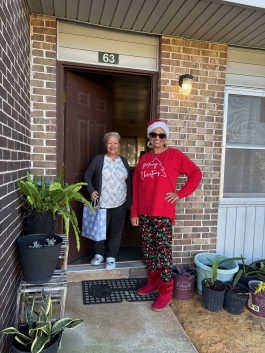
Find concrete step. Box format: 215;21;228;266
67;260;147;282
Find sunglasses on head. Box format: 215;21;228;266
149;132;167;139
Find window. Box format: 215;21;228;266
223;90;265;198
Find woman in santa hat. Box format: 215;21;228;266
130;119;202;311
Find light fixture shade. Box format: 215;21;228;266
179;74;193;95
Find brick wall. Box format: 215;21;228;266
30;15;57;177
0;1;31;352
158;37;227;265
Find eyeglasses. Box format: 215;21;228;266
149;132;167;139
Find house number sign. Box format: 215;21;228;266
98;52;119;64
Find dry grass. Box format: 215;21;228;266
170;291;265;353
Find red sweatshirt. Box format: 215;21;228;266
131;148;202;222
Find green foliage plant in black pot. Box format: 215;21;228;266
255;261;265;282
2;290;83;353
194;252;241;294
201;255;228;312
172;265;196;300
17;166;93;251
234;255;265;287
223;274;249;315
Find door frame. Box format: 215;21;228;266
56;61;158;171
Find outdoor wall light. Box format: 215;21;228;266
179;74;193;95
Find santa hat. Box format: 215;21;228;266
147;119;169;138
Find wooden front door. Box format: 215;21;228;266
64;71;112;262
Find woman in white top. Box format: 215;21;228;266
84;132;132;270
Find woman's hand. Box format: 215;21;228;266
165;192;179;203
91;191;99;201
130;217;139;226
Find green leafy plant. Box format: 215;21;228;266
17;166;94;251
2;290;83;353
204;255;244;289
256;261;265;271
233;255;265;286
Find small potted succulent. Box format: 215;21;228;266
2;290;83;353
171;265;196;300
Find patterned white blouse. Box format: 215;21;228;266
99;155;128;208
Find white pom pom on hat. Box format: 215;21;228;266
147;119;169;138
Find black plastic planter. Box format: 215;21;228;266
22;210;57;236
202;279;226;312
255;262;265;282
17;234;63;284
223;282;249;315
11;325;61;353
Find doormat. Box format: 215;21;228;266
82;278;157;305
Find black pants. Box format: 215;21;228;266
94;203;126;258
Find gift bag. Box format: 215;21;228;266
81;202;107;241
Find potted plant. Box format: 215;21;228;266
17;166;93;251
234;255;265;287
194;252;241;294
201;255;227;312
171;265;196;300
2;290;83;353
256;261;265;281
247;280;265;317
223;274;249;315
17;234;63;284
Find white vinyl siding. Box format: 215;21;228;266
217;47;265;263
226;47;265;89
57;21;159;71
216;200;265;263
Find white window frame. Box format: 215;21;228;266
220;86;265;201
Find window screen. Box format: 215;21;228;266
224;94;265;198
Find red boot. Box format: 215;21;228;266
151;279;173;311
137;270;161;295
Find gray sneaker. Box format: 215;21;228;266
90;254;104;265
106;257;116;270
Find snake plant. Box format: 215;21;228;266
2;290;83;353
